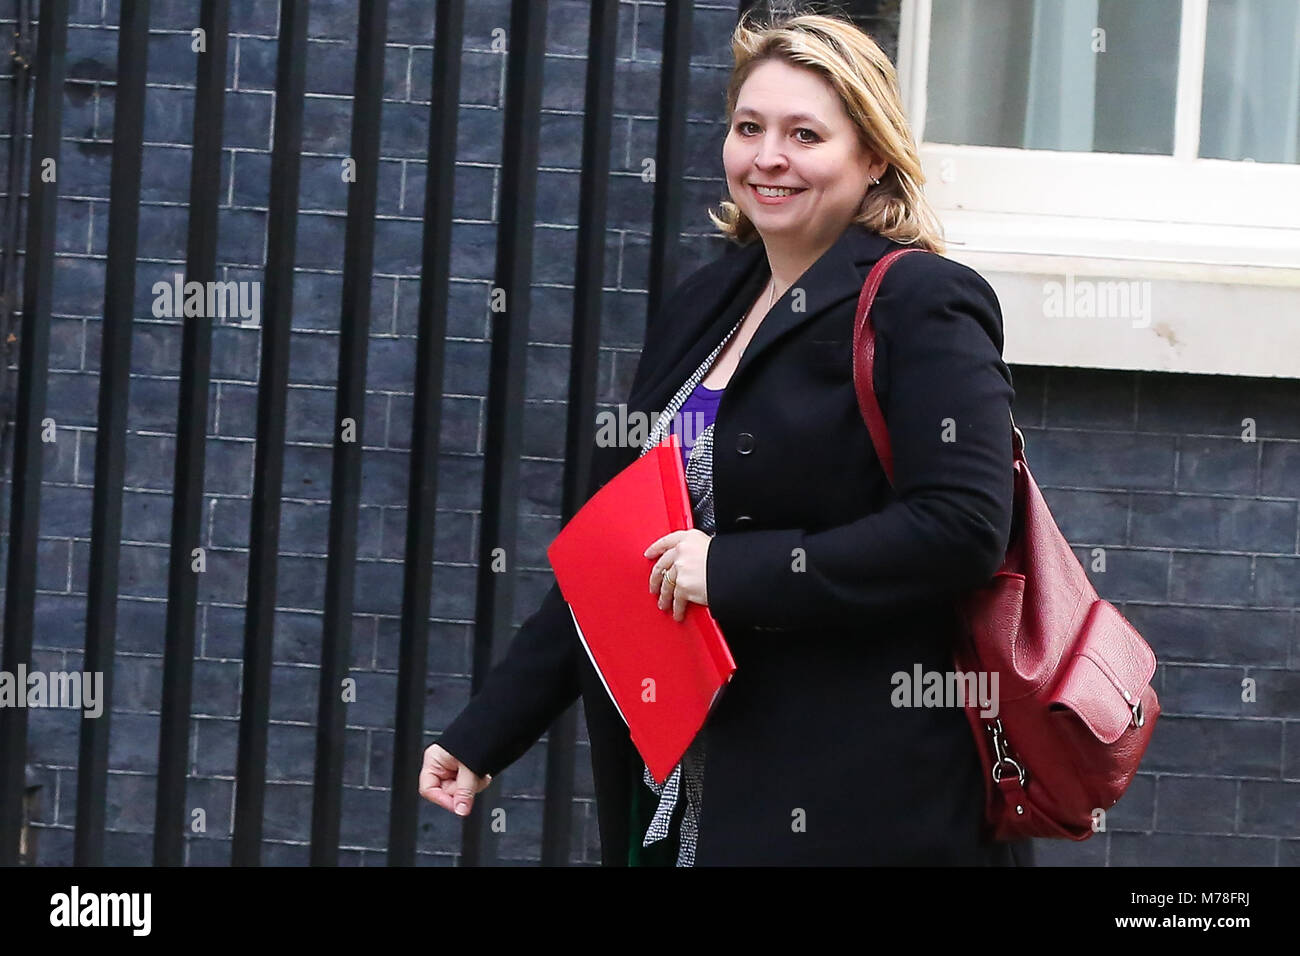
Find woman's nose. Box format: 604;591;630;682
754;134;788;168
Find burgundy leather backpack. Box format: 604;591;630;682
852;247;1160;840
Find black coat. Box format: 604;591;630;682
435;222;1035;866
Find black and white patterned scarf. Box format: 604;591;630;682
634;313;746;866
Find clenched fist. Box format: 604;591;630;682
419;742;493;816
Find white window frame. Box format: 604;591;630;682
898;0;1300;379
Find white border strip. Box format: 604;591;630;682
1173;0;1210;162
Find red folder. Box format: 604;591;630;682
547;434;736;784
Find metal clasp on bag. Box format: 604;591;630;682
1128;691;1149;728
987;718;1025;787
1122;688;1145;729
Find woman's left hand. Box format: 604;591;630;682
645;529;711;622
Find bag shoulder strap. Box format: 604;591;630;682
852;247;1022;487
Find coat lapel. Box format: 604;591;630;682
627;224;900;418
729;223;896;387
628;239;768;415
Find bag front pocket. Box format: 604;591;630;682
1047;599;1156;744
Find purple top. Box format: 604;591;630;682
672;379;722;472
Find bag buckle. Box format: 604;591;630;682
987;718;1025;786
1121;687;1145;729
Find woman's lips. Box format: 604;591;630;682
750;184;806;205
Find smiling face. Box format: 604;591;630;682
723;58;883;251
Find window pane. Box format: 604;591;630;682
925;0;1181;154
1200;0;1300;163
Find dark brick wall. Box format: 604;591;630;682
1012;367;1300;865
0;0;1294;867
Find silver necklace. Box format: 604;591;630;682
733;275;777;365
749;274;776;321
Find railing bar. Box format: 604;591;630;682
231;0;309;867
154;0;230;868
646;0;694;319
461;0;549;868
74;0;152;867
387;0;465;866
539;0;620;868
0;0;70;868
310;0;389;865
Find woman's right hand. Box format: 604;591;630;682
419;743;493;816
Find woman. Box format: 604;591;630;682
419;12;1034;867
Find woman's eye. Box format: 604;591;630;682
734;121;819;142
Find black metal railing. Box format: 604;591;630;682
1;0;69;868
0;0;764;867
155;0;230;867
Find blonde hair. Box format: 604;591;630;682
707;9;946;254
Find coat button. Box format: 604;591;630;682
734;515;752;528
736;432;755;454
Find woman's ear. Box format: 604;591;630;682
866;149;888;183
868;151;889;183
